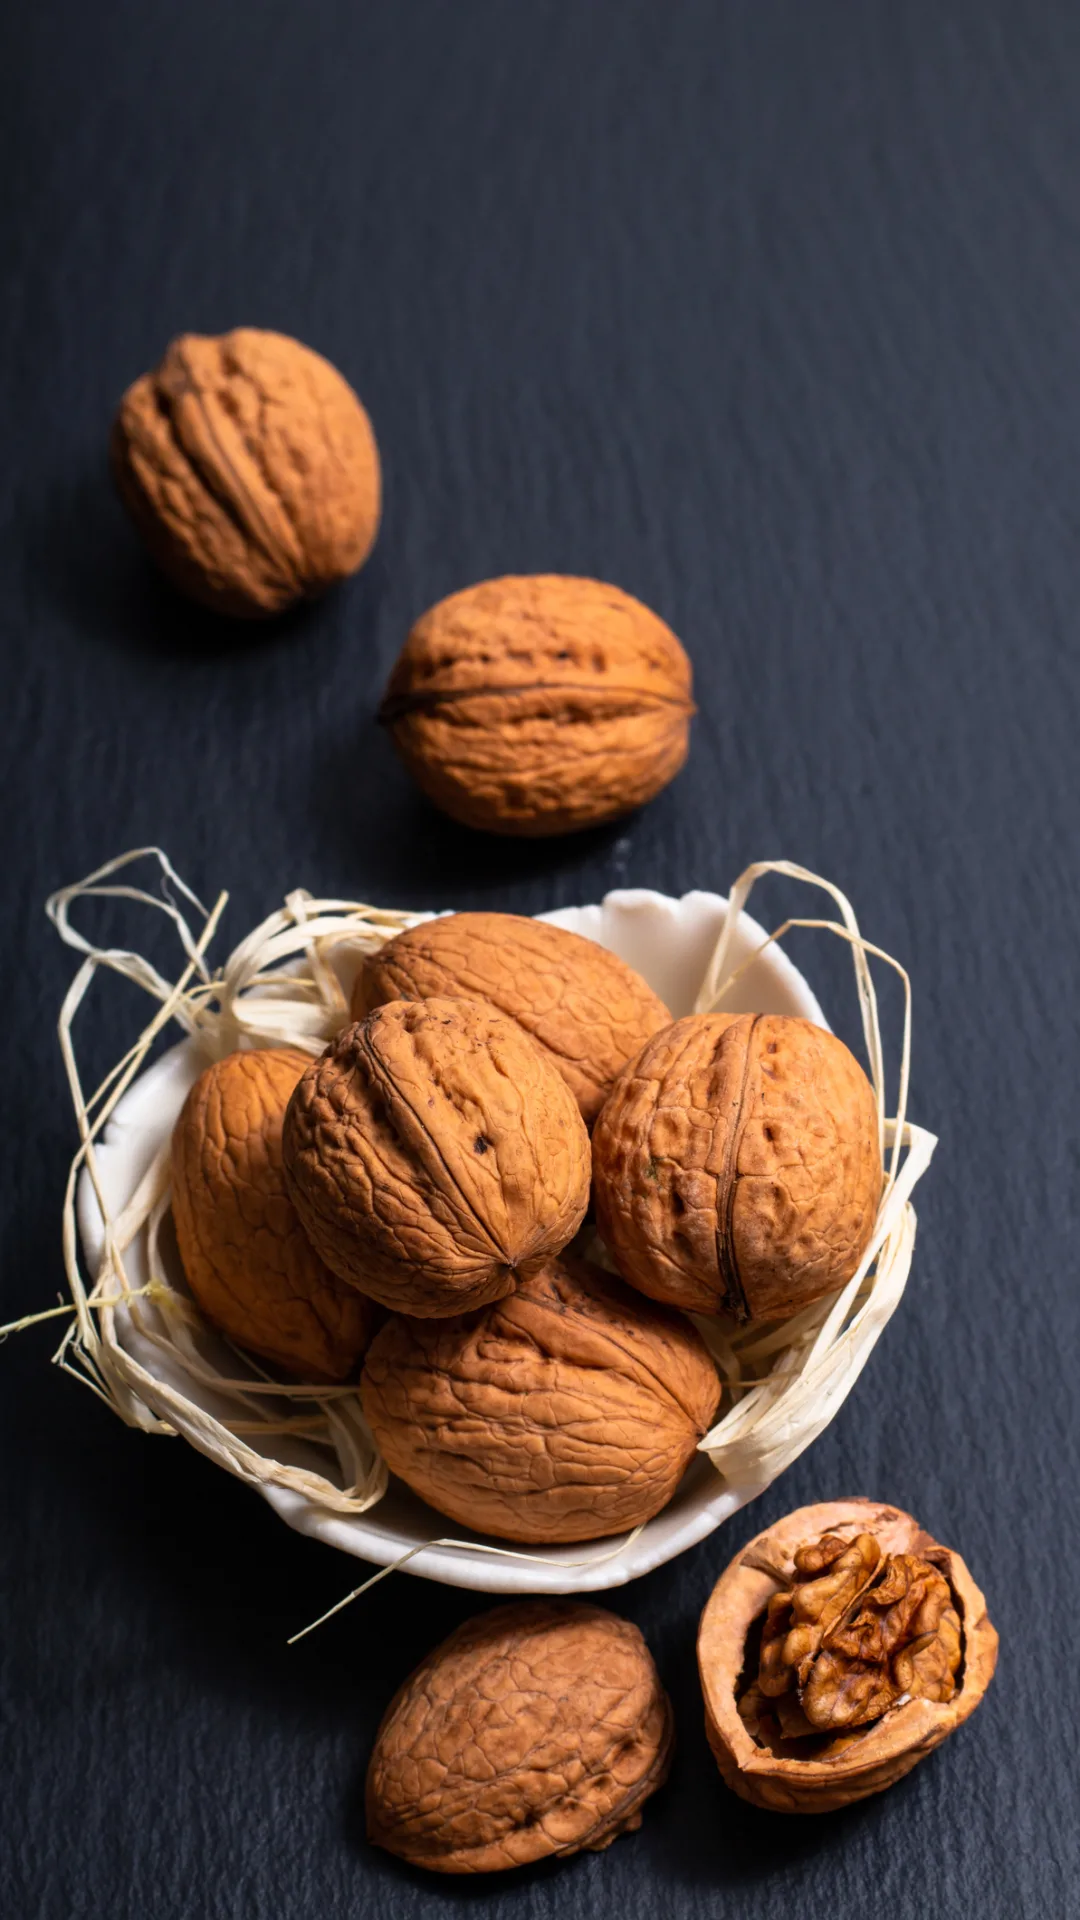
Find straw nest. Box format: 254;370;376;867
18;850;935;1610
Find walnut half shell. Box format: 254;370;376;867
366;1602;673;1873
698;1499;998;1813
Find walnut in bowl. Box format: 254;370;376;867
593;1012;882;1322
282;999;591;1317
360;1253;721;1542
171;1047;377;1381
353;910;670;1125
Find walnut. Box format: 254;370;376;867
592;1011;882;1322
756;1533;962;1733
698;1499;998;1812
379;574;695;835
282;999;590;1317
366;1601;673;1872
111;328;380;617
353;911;670;1126
360;1253;720;1542
170;1048;376;1382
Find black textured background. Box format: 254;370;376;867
2;3;1077;1915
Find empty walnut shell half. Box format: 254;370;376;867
170;1048;377;1382
111;327;381;617
282;998;590;1317
592;1012;882;1322
367;1601;674;1872
379;574;695;835
698;1499;998;1813
361;1253;720;1542
354;911;670;1125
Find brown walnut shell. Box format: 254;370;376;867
361;1253;720;1543
111;328;380;617
282;998;590;1317
354;911;670;1125
592;1012;882;1322
367;1601;674;1873
698;1499;998;1813
379;574;695;836
170;1047;376;1382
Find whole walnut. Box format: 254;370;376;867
361;1254;720;1542
379;574;695;835
111;328;380;617
354;912;670;1125
282;999;590;1317
170;1047;376;1382
698;1499;998;1812
367;1601;674;1872
592;1012;882;1323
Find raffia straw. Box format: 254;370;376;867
19;847;934;1610
288;1524;649;1644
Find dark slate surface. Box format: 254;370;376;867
2;2;1076;1914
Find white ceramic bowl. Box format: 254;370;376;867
78;888;836;1594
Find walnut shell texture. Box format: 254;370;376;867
592;1012;882;1322
698;1499;998;1813
361;1254;720;1543
111;328;381;617
282;999;590;1317
170;1047;376;1382
354;911;670;1125
367;1601;674;1872
379;574;695;835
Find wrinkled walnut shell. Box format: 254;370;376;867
354;911;670;1125
111;328;380;616
361;1254;720;1542
698;1499;998;1813
593;1012;882;1322
367;1601;674;1872
379;574;694;836
170;1047;376;1381
282;998;590;1316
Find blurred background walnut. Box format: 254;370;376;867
698;1499;998;1812
379;574;694;835
593;1011;882;1322
111;327;380;616
360;1254;720;1542
170;1047;376;1381
353;910;670;1125
282;999;590;1316
367;1602;673;1873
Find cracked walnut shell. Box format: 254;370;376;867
592;1012;882;1322
111;328;380;616
698;1499;998;1813
379;574;695;835
361;1254;720;1543
170;1048;376;1382
282;998;590;1317
353;911;670;1125
367;1601;674;1873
